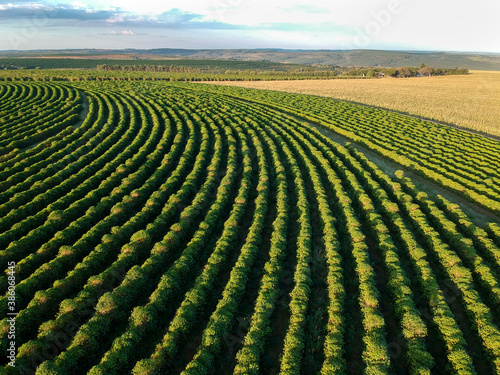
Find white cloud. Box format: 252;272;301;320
110;29;134;35
0;2;53;10
69;2;88;9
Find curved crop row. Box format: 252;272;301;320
1;81;499;375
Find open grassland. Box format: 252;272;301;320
215;70;500;137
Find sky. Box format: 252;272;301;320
0;0;499;52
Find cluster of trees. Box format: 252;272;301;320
0;63;23;70
95;63;346;81
0;58;305;71
97;64;203;73
343;64;469;78
0;70;344;82
0;62;470;83
0;58;471;80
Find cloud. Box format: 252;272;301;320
0;3;116;20
107;8;248;30
110;30;135;35
0;3;247;30
260;22;355;34
157;8;201;24
69;2;88;9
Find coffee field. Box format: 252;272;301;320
218;71;500;138
1;81;500;375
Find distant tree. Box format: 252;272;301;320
419;66;434;76
401;67;414;77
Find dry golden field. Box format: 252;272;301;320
215;70;500;137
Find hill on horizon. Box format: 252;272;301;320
1;49;500;70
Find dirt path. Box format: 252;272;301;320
306;120;500;227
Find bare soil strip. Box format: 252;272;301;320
309;120;500;227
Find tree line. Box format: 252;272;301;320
343;64;469;78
